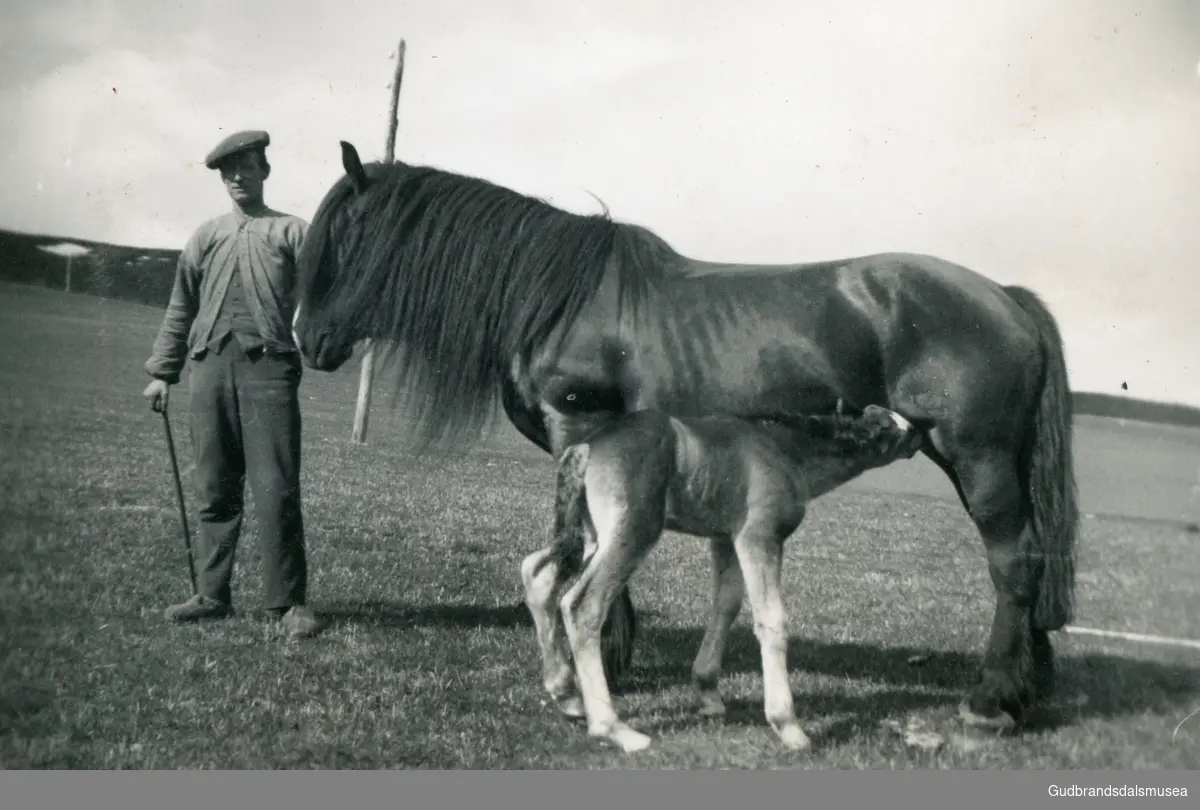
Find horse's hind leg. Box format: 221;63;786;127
952;447;1044;728
691;535;744;717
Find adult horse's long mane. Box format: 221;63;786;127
298;159;679;447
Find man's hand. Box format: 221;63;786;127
143;379;170;413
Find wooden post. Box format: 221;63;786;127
352;344;376;443
352;39;406;444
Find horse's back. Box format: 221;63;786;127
643;252;1037;414
835;252;1036;341
673;251;1034;340
539;248;1045;447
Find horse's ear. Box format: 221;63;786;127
340;140;369;195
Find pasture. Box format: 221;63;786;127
1;280;1197;769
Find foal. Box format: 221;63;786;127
520;402;924;754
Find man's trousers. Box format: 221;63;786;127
187;337;307;610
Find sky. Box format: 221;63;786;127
1;0;1198;405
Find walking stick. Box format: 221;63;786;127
161;408;198;595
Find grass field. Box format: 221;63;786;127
1;281;1198;769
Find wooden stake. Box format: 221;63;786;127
352;344;376;444
352;39;406;444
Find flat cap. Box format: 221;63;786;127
204;130;270;169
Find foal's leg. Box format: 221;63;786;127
520;443;594;718
521;544;583;717
731;519;810;751
691;535;744;717
559;500;661;753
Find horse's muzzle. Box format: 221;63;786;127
294;327;350;372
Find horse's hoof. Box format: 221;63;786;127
958;699;1017;732
776;722;812;752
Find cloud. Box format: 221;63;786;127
0;46;233;245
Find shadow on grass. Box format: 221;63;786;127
644;690;954;750
624;625;1200;740
320;599;671;630
0;686;56;738
319;599;536;629
318;599;1200;742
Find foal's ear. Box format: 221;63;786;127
340;140;369;195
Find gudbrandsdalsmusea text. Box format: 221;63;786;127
1049;785;1187;797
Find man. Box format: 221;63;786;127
143;129;323;639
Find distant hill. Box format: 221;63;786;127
1072;392;1200;429
3;226;1199;429
0;227;179;308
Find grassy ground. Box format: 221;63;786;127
1;282;1198;769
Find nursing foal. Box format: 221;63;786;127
521;402;925;753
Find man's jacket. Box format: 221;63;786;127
145;208;308;384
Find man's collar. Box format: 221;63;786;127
232;204;271;222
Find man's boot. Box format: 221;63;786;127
164;594;232;622
276;605;325;639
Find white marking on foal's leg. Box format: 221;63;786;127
733;524;811;752
560;497;653;754
692;536;744;717
561;573;651;751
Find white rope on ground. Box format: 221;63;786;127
1064;625;1200;651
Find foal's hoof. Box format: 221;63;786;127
696;693;727;718
775;722;812;752
554;694;630;720
554;695;587;719
958;700;1017;732
600;722;652;753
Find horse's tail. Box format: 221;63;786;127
603;585;639;684
1003;285;1080;631
543;443;592;578
540;443;638;682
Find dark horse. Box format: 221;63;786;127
292;141;1078;745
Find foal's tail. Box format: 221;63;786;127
540;443;639;683
1004;285;1080;631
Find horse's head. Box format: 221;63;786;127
293;140;377;372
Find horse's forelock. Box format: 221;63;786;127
297;174;356;304
297;162;407;341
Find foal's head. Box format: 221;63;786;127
804;403;924;460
